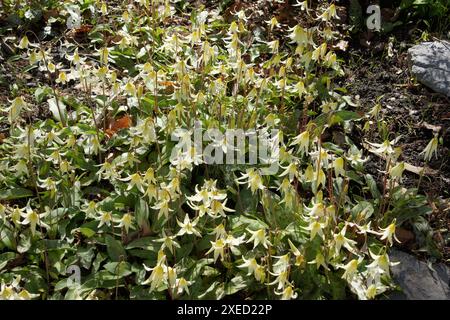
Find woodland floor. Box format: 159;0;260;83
0;0;449;263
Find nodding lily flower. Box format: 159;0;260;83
389;162;405;178
305;220;325;240
288;239;305;267
305;201;325;218
156;230;181;255
269;269;289;290
56;71;68;84
366;283;388;300
117;213;134;234
275;285;298;300
176;277;192;295
235;169;265;194
366;139;396;157
206;238;226;262
142;263;166;292
267;40;279;54
97;210;113;228
339;257;363;281
246;228;271;249
279;162;300;182
20;206;49;236
0;277;38;300
290;131;310;154
96;161;120;181
17;36;30;49
7;96;28;124
293;0;308;11
317;4;338;21
288;25;309;46
238;256;260;277
100;2;108;15
308;252;329;271
265;17;279;31
211;223;227;239
209;199;235;218
225;234;245;250
272;254;291;273
367;250;399;278
333;226;357;256
82;201;97;218
66;48;84;65
120;173;145;193
333;157;345;177
152;200;173;220
378;219;400;246
421;135;439;162
167;267;177;288
177;214;201;237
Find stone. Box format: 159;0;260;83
389;249;450;300
408;41;450;97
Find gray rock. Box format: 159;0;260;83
389;249;450;300
408;41;450;97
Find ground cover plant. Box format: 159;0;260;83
0;0;448;300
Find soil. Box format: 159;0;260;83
341;26;450;261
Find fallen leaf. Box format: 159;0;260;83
158;80;175;94
105;114;132;138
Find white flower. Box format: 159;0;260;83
20;207;49;236
142;264;166;292
17;36;30;49
97;210;113;228
156;231;181;254
367;250;400;278
117;213;134;234
421;135;439;162
235;169;265;194
176;277;192;295
238;256;260;276
290;131;309;154
389;162;405;178
176;214;201;237
246;228;271;249
6;96;28;124
340;258;362;281
205;238;226;262
378;219;400;246
275;285;298;300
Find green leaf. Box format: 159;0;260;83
17;233;32;253
48;97;67;123
78;227;96;238
0;187;33;200
34;86;52;103
0;252;16;271
105;235;126;262
103;261;132;277
77;247;96;269
125;236;158;250
224;275;249;296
